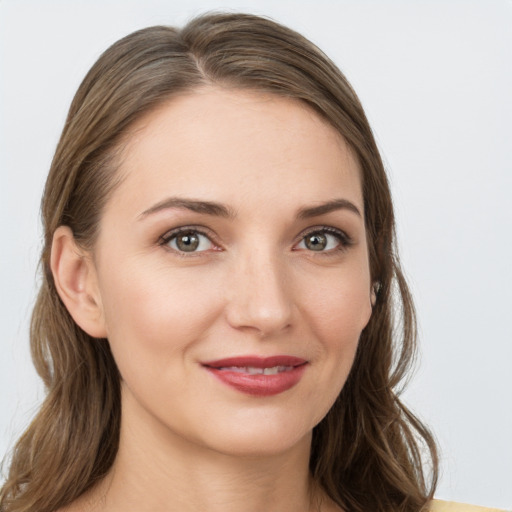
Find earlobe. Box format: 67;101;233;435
51;226;107;338
370;281;381;307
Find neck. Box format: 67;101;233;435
78;388;332;512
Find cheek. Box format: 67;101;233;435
300;262;372;345
98;261;226;374
296;265;372;414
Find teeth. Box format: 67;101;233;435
219;365;293;374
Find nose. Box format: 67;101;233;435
224;249;293;338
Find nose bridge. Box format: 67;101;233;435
226;241;293;336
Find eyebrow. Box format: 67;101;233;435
296;199;361;219
138;197;361;220
139;197;236;220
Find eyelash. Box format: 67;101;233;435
158;226;219;256
158;225;353;256
298;226;353;254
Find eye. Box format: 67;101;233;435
295;228;350;253
161;229;215;253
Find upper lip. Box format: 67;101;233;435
202;355;308;368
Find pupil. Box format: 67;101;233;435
306;233;327;251
177;233;199;252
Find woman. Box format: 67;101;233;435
0;12;503;512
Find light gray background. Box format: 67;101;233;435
1;0;511;508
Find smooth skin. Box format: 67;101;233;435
52;88;374;512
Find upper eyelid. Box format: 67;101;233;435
296;225;352;242
299;225;346;236
159;225;218;243
159;224;349;238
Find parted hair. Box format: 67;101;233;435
0;12;438;512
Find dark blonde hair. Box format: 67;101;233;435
1;12;438;512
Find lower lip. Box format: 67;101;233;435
204;365;307;397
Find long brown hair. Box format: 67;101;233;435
1;12;438;512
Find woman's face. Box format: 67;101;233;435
90;88;373;456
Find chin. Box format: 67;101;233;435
199;424;313;459
181;404;323;459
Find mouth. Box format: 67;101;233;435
201;355;308;396
213;365;295;375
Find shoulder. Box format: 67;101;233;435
429;499;510;512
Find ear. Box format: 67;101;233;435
51;226;107;338
370;281;380;307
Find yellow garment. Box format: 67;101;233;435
430;499;509;512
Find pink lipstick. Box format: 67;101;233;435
202;355;308;396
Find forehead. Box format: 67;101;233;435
109;87;363;218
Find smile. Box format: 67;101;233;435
202;356;308;397
218;366;293;375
